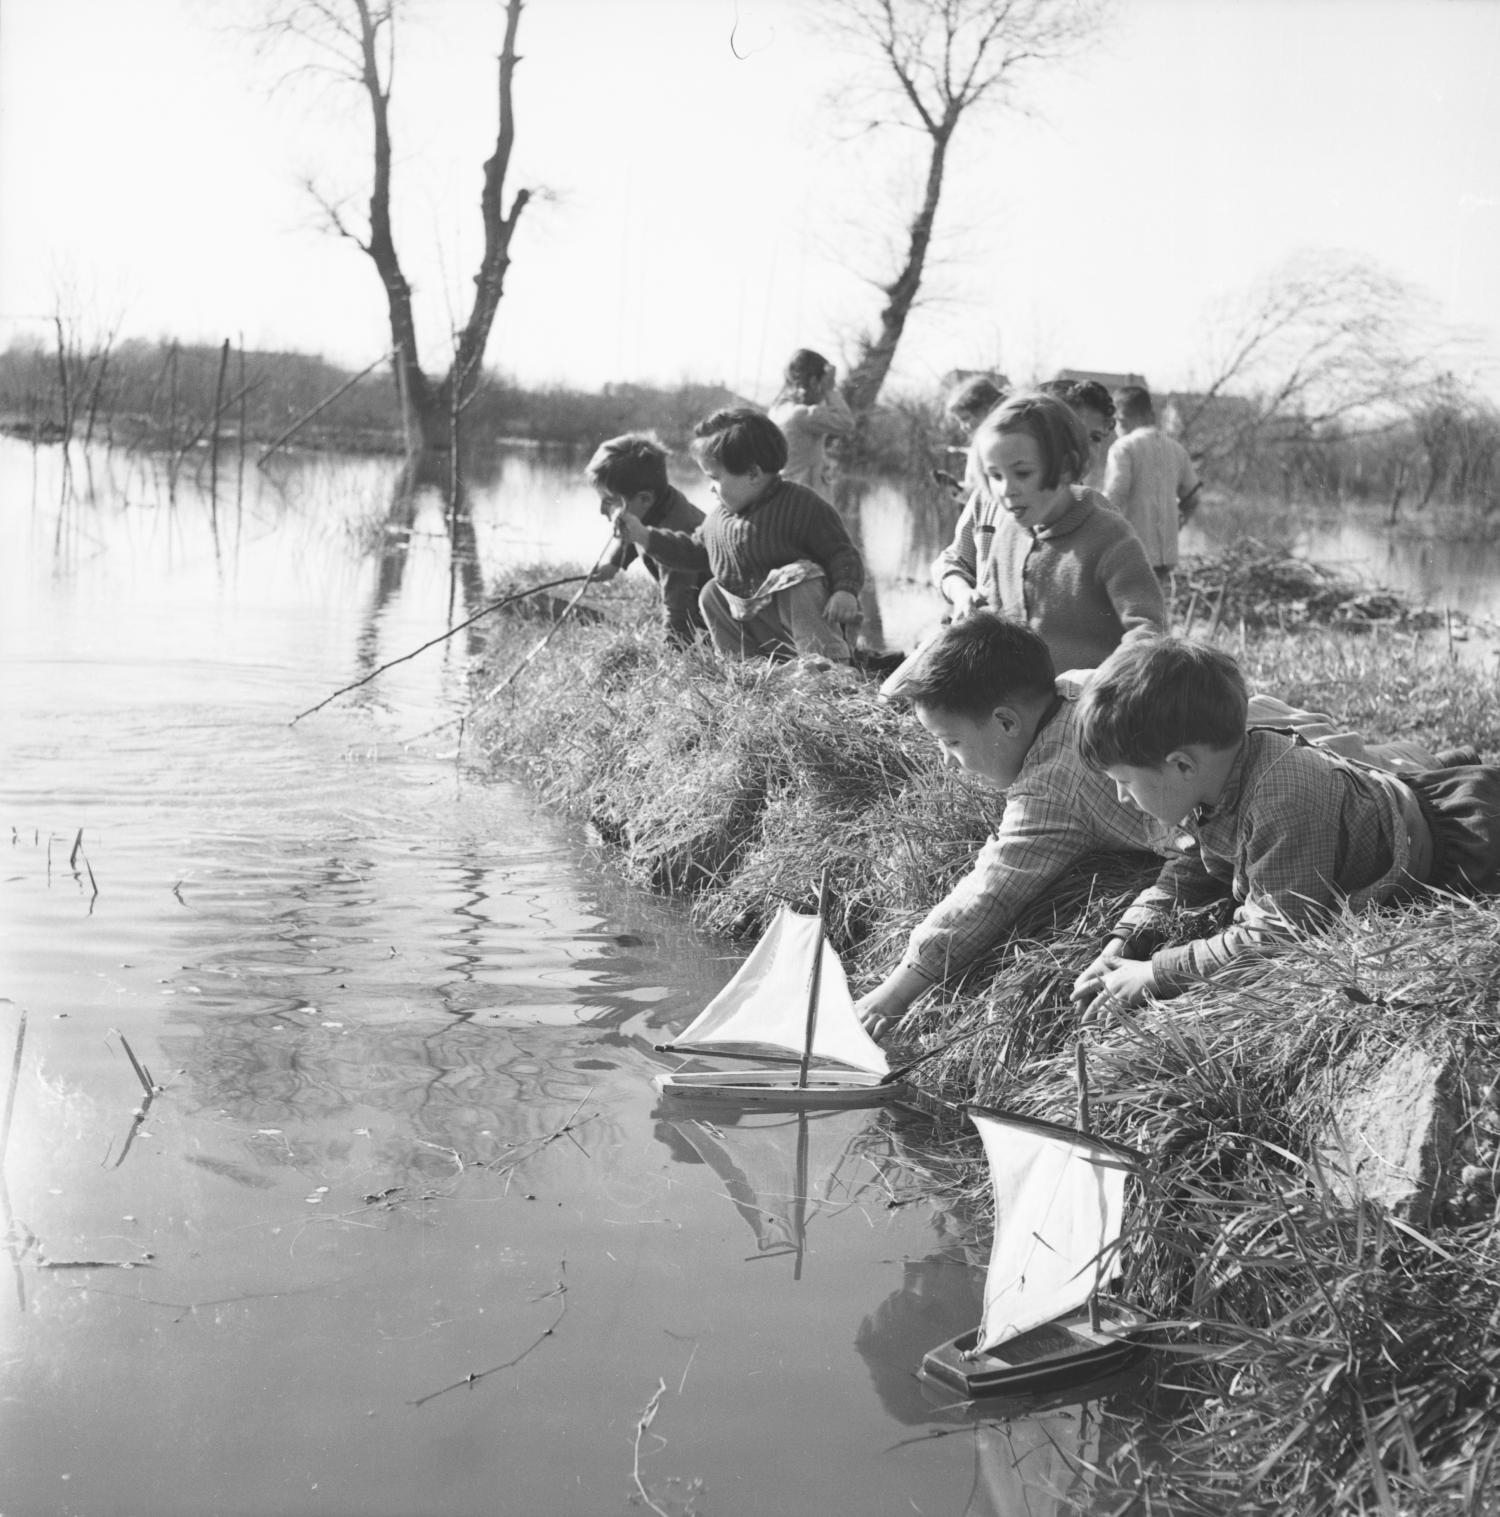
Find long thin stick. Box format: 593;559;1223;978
257;350;392;465
1076;1037;1102;1332
798;867;832;1089
0;1009;28;1174
290;572;591;724
476;536;618;705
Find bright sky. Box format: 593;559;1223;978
2;0;1499;405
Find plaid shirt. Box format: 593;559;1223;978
903;681;1168;984
1119;729;1416;994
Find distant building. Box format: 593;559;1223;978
1053;368;1149;395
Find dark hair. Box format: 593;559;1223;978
944;374;1006;428
974;391;1090;491
882;611;1056;715
690;407;788;476
1077;638;1248;768
1067;380;1116;425
1115;385;1155;424
776;348;834;407
1038;378;1117;427
585;432;670;500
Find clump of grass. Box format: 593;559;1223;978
1176;536;1457;636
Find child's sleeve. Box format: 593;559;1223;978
1097;531;1169;643
1103;439;1131;513
801;496;864;595
932;492;980;590
1122;773;1354;995
902;767;1117;984
637;522;711;574
797;389;856;438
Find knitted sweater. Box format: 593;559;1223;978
934;486;1165;672
637;477;864;599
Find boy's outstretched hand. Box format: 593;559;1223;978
1069;938;1156;1022
855;965;928;1043
824;590;862;632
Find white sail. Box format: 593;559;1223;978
667;907;889;1076
972;1111;1130;1352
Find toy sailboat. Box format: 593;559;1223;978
921;1049;1146;1398
655;878;901;1107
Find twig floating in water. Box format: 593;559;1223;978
631;1377;672;1517
409;1263;569;1407
289;573;594;724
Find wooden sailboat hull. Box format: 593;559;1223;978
654;1067;903;1107
920;1301;1147;1399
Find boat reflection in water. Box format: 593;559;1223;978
652;1101;893;1278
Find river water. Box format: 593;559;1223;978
1;437;1161;1517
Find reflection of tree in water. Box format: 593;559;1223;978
351;463;487;709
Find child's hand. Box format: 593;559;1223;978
1071;941;1156;1022
943;578;982;620
592;562;619;583
824;590;862;631
855;965;927;1042
614;511;649;549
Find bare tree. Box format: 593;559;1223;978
819;0;1108;416
259;0;530;469
1180;251;1453;479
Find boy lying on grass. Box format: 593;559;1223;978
614;407;864;663
1068;638;1500;1015
856;613;1455;1043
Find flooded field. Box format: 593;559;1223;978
0;437;1160;1517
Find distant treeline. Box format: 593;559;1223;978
2;335;1497;514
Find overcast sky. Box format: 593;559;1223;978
3;0;1498;405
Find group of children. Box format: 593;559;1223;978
579;353;1500;1037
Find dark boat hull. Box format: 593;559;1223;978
920;1302;1147;1399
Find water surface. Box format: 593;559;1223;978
1;438;1151;1517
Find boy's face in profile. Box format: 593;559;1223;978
915;701;1031;791
698;458;771;514
595;485;652;522
1103;756;1199;827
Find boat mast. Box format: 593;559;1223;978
1076;1037;1102;1333
796;867;831;1089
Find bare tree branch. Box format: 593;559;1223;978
816;0;1110;415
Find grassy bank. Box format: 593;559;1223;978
467;564;1500;1513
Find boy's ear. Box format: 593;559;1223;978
1163;749;1198;777
626;490;655;514
990;703;1021;735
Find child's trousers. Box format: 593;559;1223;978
699;578;852;662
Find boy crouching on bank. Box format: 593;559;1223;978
585;433;709;646
614;407;864;663
1069;637;1500;1013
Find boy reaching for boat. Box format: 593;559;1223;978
1068;638;1500;1014
614;407;864;663
856;614;1457;1043
586;433;709;646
